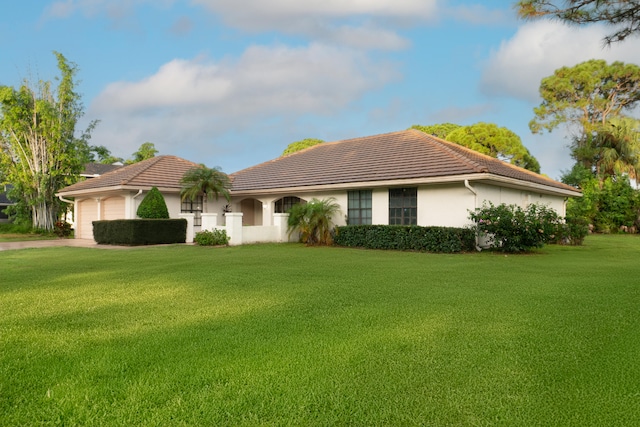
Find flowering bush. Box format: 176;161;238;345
54;221;73;238
194;229;229;246
469;202;562;252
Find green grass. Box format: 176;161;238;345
1;236;639;426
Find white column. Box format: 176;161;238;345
179;213;195;243
225;212;244;245
201;213;218;231
273;213;290;242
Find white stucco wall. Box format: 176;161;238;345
234;181;569;230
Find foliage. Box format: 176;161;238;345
89;145;123;164
282;138;324;156
194;229;230;246
410;123;461;139
567;176;640;233
334;225;476;253
126;142;158;164
53;221;72;238
446;122;541;172
287;197;341;245
136;187;170;219
571;117;640;182
0;52;96;230
1;236;640;425
413;122;540;172
557;215;590;245
530;60;640;135
180;164;231;213
517;0;640;44
93;219;187;245
469;202;562;252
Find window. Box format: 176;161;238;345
275;196;302;213
181;195;203;226
347;190;372;225
389;188;417;225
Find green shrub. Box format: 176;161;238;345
93;219;186;245
137;187;170;219
469;202;562;252
194;229;229;246
567;177;640;233
53;221;72;238
557;215;589;246
333;225;476;253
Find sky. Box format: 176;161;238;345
2;1;640;181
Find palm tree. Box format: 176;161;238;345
180;164;231;212
287;198;341;245
595;117;640;183
572;117;640;184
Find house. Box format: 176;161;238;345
57;156;200;239
0;185;13;223
57;129;581;243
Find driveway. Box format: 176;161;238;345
0;239;133;251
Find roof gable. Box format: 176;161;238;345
58;156;199;194
230;129;577;193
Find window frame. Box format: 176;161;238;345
388;187;417;225
347;190;372;225
181;195;203;226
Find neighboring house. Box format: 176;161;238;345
0;185;14;223
57;129;582;243
57;156;199;239
81;162;123;178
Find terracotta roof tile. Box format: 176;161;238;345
58;156;200;194
230;129;577;193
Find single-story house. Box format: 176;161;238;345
57;129;581;243
0;185;14;223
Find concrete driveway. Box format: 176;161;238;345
0;239;132;251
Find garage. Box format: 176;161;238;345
101;196;125;220
76;198;98;240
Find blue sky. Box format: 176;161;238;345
2;1;639;180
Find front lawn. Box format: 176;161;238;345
1;236;639;425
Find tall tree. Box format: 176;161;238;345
530;60;640;135
517;0;640;44
410;123;461;139
0;52;96;230
414;122;541;173
90;145;123;164
180;164;231;213
282;138;324;156
126;142;158;164
572;117;640;181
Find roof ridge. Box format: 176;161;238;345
118;155;167;185
408;129;489;173
408;129;575;190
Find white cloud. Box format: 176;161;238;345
447;4;513;26
481;21;640;102
89;44;398;162
191;0;439;50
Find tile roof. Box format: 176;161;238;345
58;155;200;194
230;129;579;194
82;163;123;176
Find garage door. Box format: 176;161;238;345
101;196;125;220
77;199;98;240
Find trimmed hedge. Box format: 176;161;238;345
334;225;476;253
93;219;187;245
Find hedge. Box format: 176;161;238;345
333;225;476;253
93;219;187;245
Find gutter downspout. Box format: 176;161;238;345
58;195;76;230
132;190;143;218
464;180;482;251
